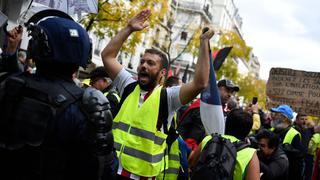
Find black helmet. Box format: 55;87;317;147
26;9;91;68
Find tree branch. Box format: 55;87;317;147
171;31;196;64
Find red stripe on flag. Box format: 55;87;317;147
212;49;220;59
167;68;173;77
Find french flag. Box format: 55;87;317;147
200;48;226;135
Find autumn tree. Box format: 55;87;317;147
236;74;267;109
148;9;206;67
80;0;168;54
214;31;252;81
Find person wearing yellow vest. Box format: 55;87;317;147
189;109;260;180
88;66;120;116
294;113;314;180
101;9;214;179
309;126;320;179
309;126;320;159
156;76;189;180
270;104;303;180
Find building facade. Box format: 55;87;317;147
1;0;260;79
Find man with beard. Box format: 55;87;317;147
294;113;314;180
270;104;304;180
217;79;239;112
101;9;214;179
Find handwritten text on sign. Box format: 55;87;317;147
266;68;320;116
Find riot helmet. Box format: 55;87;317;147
26;9;91;68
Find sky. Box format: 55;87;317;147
235;0;320;80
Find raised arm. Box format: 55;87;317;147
179;28;214;105
1;26;23;73
101;9;151;80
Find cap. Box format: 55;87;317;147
217;79;240;92
271;104;294;120
82;78;90;87
90;66;108;79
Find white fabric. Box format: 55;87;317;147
200;101;225;135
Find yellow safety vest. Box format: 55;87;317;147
201;135;256;180
309;133;320;157
104;91;120;102
113;85;167;177
283;127;301;144
157;139;180;180
157;113;181;179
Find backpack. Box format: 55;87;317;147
191;134;248;180
0;73;83;150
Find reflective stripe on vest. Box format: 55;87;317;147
113;122;165;145
104;91;120;102
157;139;180;180
200;135;256;180
113;85;167;177
283;127;301;144
114;142;164;163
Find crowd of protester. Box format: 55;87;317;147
1;8;320;180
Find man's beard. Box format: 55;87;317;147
271;119;287;129
138;71;160;91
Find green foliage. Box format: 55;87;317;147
236;74;267;109
213;31;251;81
218;31;252;62
213;31;265;108
185;27;203;59
215;57;239;81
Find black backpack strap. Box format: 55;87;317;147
158;88;179;151
158;88;168;133
234;141;250;152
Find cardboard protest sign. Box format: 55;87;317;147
267;68;320;116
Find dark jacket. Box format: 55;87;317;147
274;126;304;180
260;147;289;180
105;89;120;117
0;54;117;180
178;108;206;145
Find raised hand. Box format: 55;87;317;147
6;25;23;54
200;27;215;41
127;9;151;32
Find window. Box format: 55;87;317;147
181;31;188;41
94;39;102;56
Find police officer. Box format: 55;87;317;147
0;10;116;180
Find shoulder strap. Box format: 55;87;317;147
158;87;179;151
158;87;168;133
234;141;250;152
